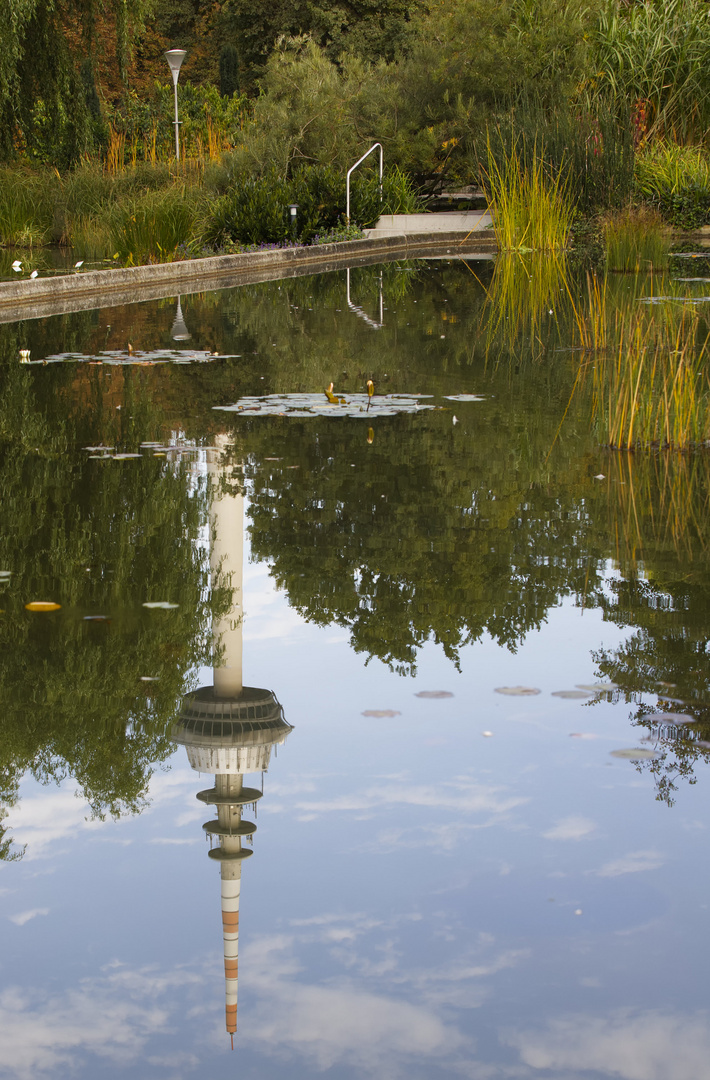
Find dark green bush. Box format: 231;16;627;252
202;164;420;247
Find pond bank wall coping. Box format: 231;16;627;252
0;232;497;324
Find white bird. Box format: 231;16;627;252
74;260;84;268
30;270;38;279
11;260;21;272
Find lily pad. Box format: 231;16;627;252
83;615;109;622
610;747;660;760
415;690;454;699
443;394;484;402
495;686;541;696
25;601;61;612
652;713;695;724
576;682;617;693
112;453;142;460
214;392;438;419
552;690;593;699
361;709;402;718
143;601;179;610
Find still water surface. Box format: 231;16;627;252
1;258;710;1080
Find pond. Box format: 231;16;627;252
1;255;710;1080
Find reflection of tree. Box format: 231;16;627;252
242;411;604;674
590;453;710;806
0;357;219;859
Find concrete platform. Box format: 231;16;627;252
365;211;493;237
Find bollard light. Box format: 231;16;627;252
288;203;299;240
164;49;187;162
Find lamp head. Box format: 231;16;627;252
165;49;187;84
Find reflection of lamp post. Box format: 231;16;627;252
171;297;191;341
288;203;299;240
172;438;292;1049
164;49;187;162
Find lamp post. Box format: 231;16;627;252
164;49;187;162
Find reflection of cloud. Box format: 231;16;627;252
595;851;664;877
6;789;103;858
0;963;206;1080
148;837;197;846
290;776;526;825
6;768;198;860
244;935;468;1076
543;816;596;841
506;1010;710;1080
8;909;49;927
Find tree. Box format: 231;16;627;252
0;0;152;163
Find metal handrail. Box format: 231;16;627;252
346;268;383;330
346;143;383;225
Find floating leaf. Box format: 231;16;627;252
214;392;437;419
495;686;541;696
143;601;179;610
443;394;484;402
25;601;61;612
415;690;454;699
610;748;660;760
576;682;617;693
651;712;695;724
361;709;401;718
83;615;109;622
112;453;142;460
552;690;593;699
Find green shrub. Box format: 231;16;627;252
202;164;421;247
635;143;710;228
108;187;197;264
0;169;55;247
604;206;669;271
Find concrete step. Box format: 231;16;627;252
364;211;493;237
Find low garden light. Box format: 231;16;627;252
288;203;299;239
164;49;187;162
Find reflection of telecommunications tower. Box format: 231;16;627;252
173;438;292;1047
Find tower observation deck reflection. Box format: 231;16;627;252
172;438;292;1047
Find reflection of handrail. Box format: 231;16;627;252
346;268;383;329
346;143;383;225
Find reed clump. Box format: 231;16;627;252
604;206;669;272
484;133;575;252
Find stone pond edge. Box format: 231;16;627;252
0;232;498;315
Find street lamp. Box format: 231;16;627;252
171;297;191;341
164;49;187;162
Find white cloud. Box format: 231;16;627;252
8;909;49;927
542;816;597;842
505;1010;710;1080
595;851;664;878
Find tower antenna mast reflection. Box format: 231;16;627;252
173;437;292;1047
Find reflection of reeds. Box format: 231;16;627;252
483;250;571;360
606;452;710;565
484;132;575;251
579;299;710;450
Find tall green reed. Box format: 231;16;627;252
604;206;669;271
483;132;575;251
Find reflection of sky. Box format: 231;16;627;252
2;539;710;1079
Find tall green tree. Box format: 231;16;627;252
0;0;152;163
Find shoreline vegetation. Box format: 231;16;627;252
4;0;710;455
